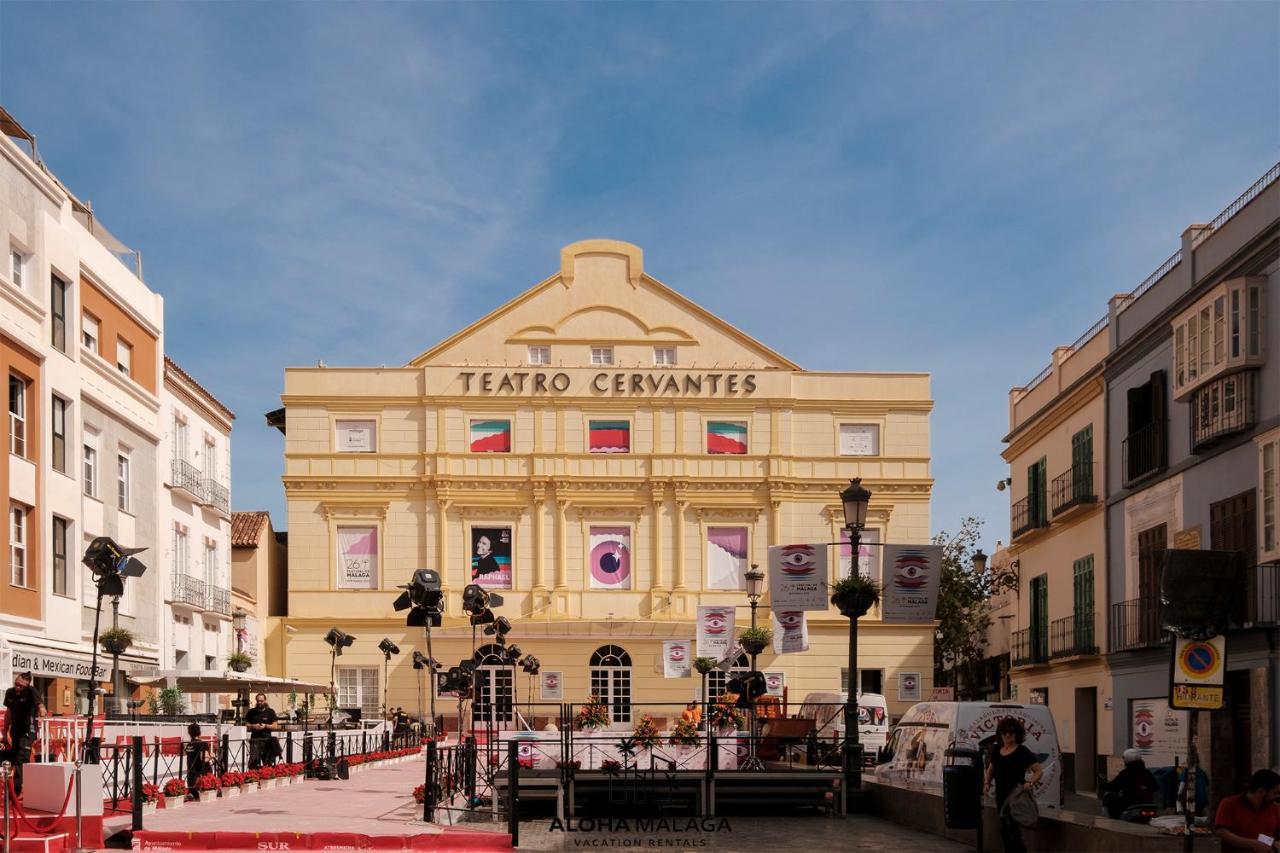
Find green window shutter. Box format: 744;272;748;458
1072;426;1094;499
1073;555;1095;652
1030;574;1049;661
1027;458;1048;526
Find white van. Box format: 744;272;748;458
797;692;891;757
872;701;1062;810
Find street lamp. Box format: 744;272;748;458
743;564;766;770
838;478;871;793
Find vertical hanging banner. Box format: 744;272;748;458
767;544;828;610
771;609;810;653
663;641;692;678
540;672;563;701
696;605;735;658
880;544;943;623
588;526;632;589
337;526;377;589
470;526;513;588
706;527;749;590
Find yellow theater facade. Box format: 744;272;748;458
271;240;936;727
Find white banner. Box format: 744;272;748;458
771;609;810;653
540;672;563;700
663;641;692;678
10;648;108;681
696;605;735;659
767;544;828;611
898;672;921;702
880;544;943;623
764;672;785;697
337;526;378;589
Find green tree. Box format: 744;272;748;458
933;517;996;699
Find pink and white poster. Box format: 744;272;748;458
696;605;735;658
588;526;632;589
540;672;563;701
764;672;785;697
337;526;377;589
706;527;748;590
663;641;691;678
771;609;809;653
839;528;880;580
767;543;828;611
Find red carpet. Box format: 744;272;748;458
131;829;513;850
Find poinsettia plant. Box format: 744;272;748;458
196;773;221;792
163;778;188;798
630;715;661;749
412;784;426;804
668;717;700;746
140;782;161;803
241;769;260;785
221;770;243;788
575;694;610;731
708;700;745;732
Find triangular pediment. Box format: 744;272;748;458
408;240;800;370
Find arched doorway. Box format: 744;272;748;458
472;643;513;727
589;645;632;725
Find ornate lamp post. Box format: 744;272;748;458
743;565;766;770
836;478;872;794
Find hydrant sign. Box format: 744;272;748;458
1169;635;1225;710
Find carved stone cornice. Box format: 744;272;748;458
822;504;893;525
695;506;763;522
321;502;390;521
575;505;645;520
453;505;527;520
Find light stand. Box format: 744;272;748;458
412;652;428;733
323;627;355;776
742;565;766;771
393;570;444;738
378;639;401;722
109;595;121;715
519;656;540;732
839;477;872;798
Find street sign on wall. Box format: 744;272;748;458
1169;635;1225;710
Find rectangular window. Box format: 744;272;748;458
1072;555;1095;653
117;339;132;376
469;419;511;453
173;527;189;575
51;275;67;352
706;526;748;590
52;516;69;597
1213;296;1225;365
1186;314;1198;383
839;669;884;696
82;313;99;353
588;419;630;454
1174;325;1185;387
8;373;27;457
337;667;380;720
653;347;676;366
1071;425;1093;499
173;418;188;462
707;420;748;455
1027;457;1047;527
10;504;28;587
527;345;550;366
83;444;98;498
203;438;217;480
51;395;67;473
117;453;131;512
590;346;614;366
1231;289;1241;358
1262;436;1277;559
1029;574;1048;662
839;423;879;456
1199;306;1211;373
10;250;24;290
205;542;217;587
1248;286;1261;357
335;419;376;452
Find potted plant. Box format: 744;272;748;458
413;783;427;804
241;768;260;791
830;574;882;619
195;773;221;801
707;700;745;733
574;695;610;731
630;715;661;750
140;782;161;815
600;758;622;775
668;718;700;747
737;627;773;656
227;651;252;673
220;770;243;797
693;657;716;676
162;778;187;808
100;627;134;656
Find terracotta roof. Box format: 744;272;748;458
164;356;236;421
231;511;271;548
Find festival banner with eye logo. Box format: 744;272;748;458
696;605;735;658
540;672;563;701
764;672;785;697
879;544;943;623
770;609;810;653
663;641;692;678
767;543;828;611
588;526;632;589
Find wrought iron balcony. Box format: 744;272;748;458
206;585;231;616
1050;614;1099;658
204;478;230;516
1122;422;1166;487
170;572;206;608
170;458;206;502
1190;370;1258;452
1011;495;1049;540
1110;597;1166;651
1051;464;1096;516
1011;628;1047;667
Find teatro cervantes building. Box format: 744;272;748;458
270;239;936;728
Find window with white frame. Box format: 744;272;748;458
173;417;188;464
590;346;614;366
527;345;551;366
706;653;749;701
51;395;68;473
82;313;99;353
589;645;632;724
1261;429;1280;562
203;437;217;480
83;442;98;498
204;541;217;587
10;249;25;290
173;526;189;576
51;274;68;353
337;667;380;720
117;339;132;376
10;504;28;587
117;452;131;512
9;373;27;457
653;346;676;366
1172;277;1266;398
52;515;70;597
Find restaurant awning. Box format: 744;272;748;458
128;669;330;695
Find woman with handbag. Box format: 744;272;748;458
983;717;1044;852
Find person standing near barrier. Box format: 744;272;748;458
186;723;212;797
245;693;281;769
2;672;45;797
983;717;1043;853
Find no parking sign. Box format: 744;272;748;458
1169;635;1225;710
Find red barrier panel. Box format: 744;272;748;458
308;833;367;850
133;831;210;850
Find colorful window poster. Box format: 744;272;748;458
337;526;377;589
470;526;513;588
540;672;563;701
588;419;630;453
839;527;880;580
706;526;748;590
663;641;691;678
706;421;747;455
898;672;921;702
767;543;828;610
588;526;632;589
469;419;511;453
764;672;785;697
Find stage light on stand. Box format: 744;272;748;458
324;628;356;655
395;569;445;737
377;638;401;719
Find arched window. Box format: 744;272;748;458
472;643;514;726
589;645;632;724
707;653;749;701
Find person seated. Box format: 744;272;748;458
680;701;703;727
1102;748;1159;818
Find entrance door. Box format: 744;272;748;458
1075;687;1098;793
1137;524;1167;644
589;645;632;725
471;644;513;729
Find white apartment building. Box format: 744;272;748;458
160;356;234;714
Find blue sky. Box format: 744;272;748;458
2;2;1277;548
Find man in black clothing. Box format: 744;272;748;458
1102;748;1159;818
3;672;46;796
244;692;280;769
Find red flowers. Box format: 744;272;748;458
412;784;426;804
220;770;243;788
195;773;221;792
163;778;188;798
140;783;161;804
241;769;260;785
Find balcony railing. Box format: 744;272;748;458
1051;464;1096;516
1050;613;1099;658
1011;495;1049;540
171;459;206;501
1110;597;1166;652
1011;628;1047;667
206;585;231;616
1122;422;1166;487
204;478;229;515
171;572;206;608
1190;371;1258;452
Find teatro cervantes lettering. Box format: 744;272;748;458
457;371;757;396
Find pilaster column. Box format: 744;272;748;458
532;496;546;590
650;492;666;591
555;498;568;590
673;499;688;590
436;498;451;590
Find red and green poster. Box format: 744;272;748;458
589;420;630;453
707;421;747;454
470;419;511;453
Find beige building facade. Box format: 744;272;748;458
1002;317;1112;793
273;240;935;729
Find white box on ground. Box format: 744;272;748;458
23;763;103;816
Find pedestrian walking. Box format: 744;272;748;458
983;717;1043;852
